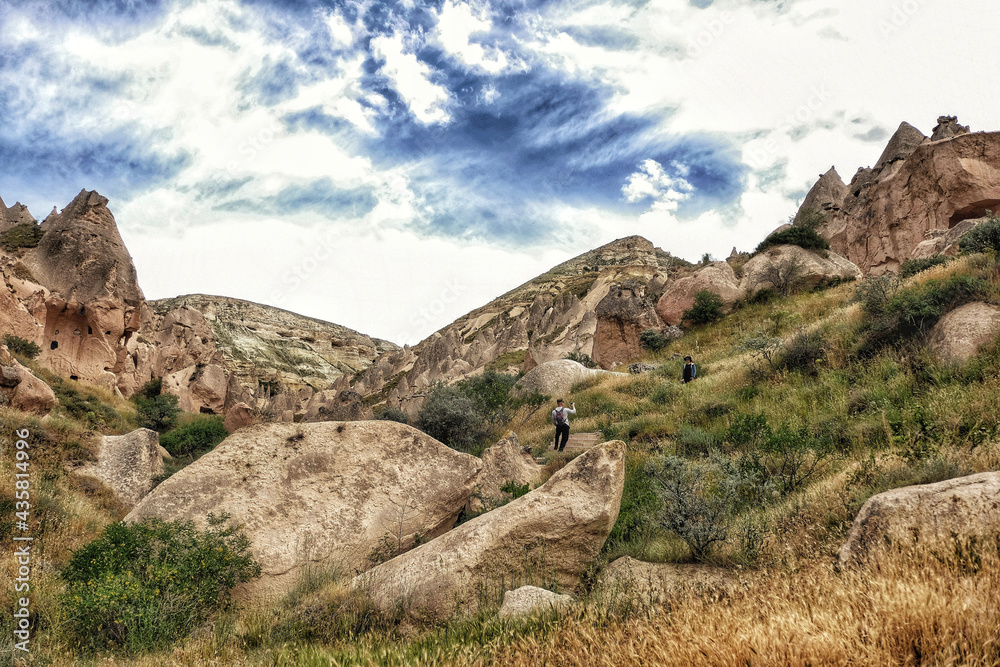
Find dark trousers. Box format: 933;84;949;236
554;423;570;451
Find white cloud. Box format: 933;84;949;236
371;33;452;125
622;159;694;214
434;0;514;74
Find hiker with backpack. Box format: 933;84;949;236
683;355;697;383
551;398;577;452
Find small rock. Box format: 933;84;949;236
498;586;573;618
628;363;660;374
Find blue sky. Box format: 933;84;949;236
2;0;999;343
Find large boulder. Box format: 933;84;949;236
838;472;1000;568
0;346;57;415
739;245;861;296
126;421;482;597
515;359;624;397
655;262;744;326
596;556;737;608
223;401;256;433
162;363;228;414
909;217;988;260
926;302;1000;364
81;428;163;507
355;440;626;621
470;431;542;512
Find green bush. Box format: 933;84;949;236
417;384;483;452
0;222;43;251
2;333;40;359
61;515;260;654
132;378;180;432
564;351;598;368
900;255;948;278
779;329;829;375
682;290;725;325
959;215;1000;255
639;329;669;352
160;416;228;458
754;226;830;254
376;407;410;424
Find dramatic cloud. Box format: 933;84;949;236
1;0;999;342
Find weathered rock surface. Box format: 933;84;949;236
596;556;737;607
126;421;482;597
926;302;1000;364
739;245;861;295
655;262;743;326
163;363;228;414
592;279;665;369
515;359;623;397
223;402;256;433
355;440;626;621
81;428;163;507
838;472;1000;568
805;118;1000;274
471;432;541;511
910;217;988;260
348;237;687;413
795;167;848;224
0;195;36;230
0;351;57;417
498;586;573;618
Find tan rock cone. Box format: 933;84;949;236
355;440;626;621
838;472;1000;568
126;421;482;597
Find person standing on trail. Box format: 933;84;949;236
551;398;577;452
682;356;697;383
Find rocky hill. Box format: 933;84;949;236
0;189;393;418
344;236;691;412
799;115;1000;273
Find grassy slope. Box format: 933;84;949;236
6;255;1000;665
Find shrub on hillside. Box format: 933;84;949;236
0;221;43;251
682;290;725;325
417;384;483;452
564;351;598;368
61;514;260;654
160;415;228;458
754;226;830;254
958;214;1000;255
376;407;409;424
779;329;829;375
639;329;670;352
900;255;948;278
132;378;180;432
2;333;40;359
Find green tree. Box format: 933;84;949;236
683;290;725;325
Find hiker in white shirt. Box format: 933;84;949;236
551;398;577;452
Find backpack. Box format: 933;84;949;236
553;408;567;426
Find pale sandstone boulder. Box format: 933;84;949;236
470;432;542;512
838;472;1000;568
515;359;624;397
126;421;482;597
81;428;163;507
223;401;256;433
0;346;57;415
163;363;228;414
926;302;1000;364
498;585;573;619
355;440;626;621
739;245;861;296
655;262;744;326
596;556;737;608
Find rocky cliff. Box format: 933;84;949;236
346;236;690;413
0;189;394;417
801;116;1000;274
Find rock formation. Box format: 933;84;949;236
515;359;624;397
926;302;1000;364
470;431;542;512
498;585;573;618
738;245;862;295
0;345;57;415
81;428;163;507
655;262;743;326
126;421;482;597
838;472;1000;568
592;279;664;369
355;440;626;621
801;117;1000;274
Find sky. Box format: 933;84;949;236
2;0;999;345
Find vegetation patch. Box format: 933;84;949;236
0;221;43;251
754;225;830;254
